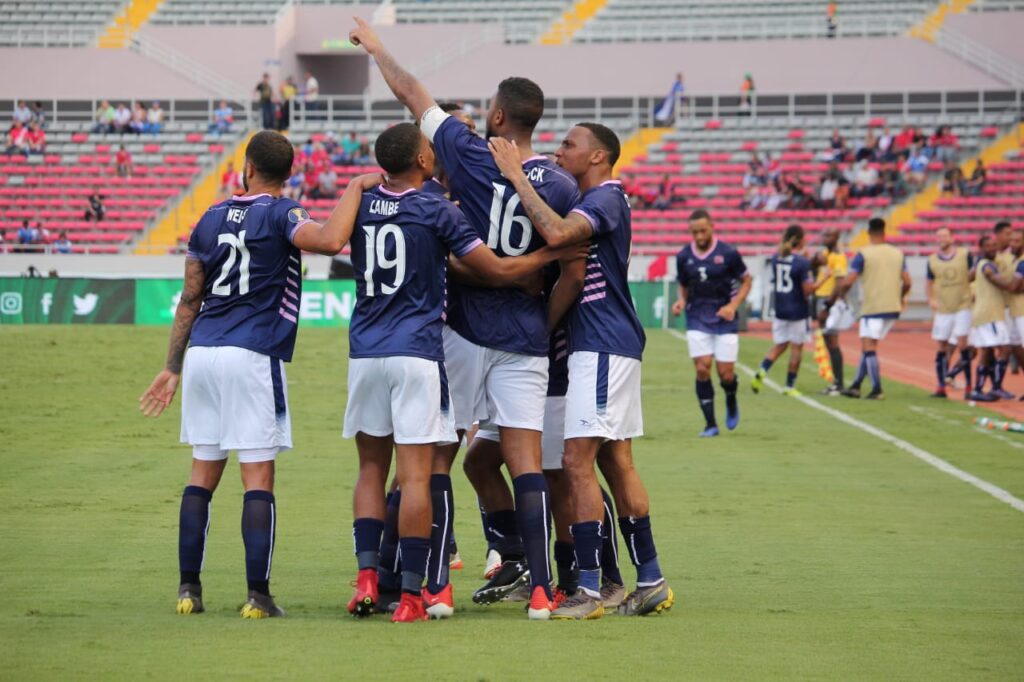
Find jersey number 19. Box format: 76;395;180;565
363;224;406;297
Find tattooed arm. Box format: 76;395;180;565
139;257;205;417
348;17;435;120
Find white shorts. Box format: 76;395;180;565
473;396;566;470
973;321;1010;348
824;298;855;333
932;310;972;342
772;318;810;345
343;355;457;445
686;330;739;363
443;327;548;432
564;351;643;441
859;317;896;341
1014;316;1024;346
180;345;291;455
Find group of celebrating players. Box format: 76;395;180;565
137;16;1023;625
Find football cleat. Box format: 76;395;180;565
422;584;454;619
483;548;502;579
993;388;1016;400
819;385;841;397
449;550;464;571
725;403;739;430
782;387;803;397
699;426;720;438
840;387;861;399
472;559;529;605
750;370;765;394
930;388;948;399
176;583;204;615
550;589;604;620
391;593;428;623
526;585;557;620
240;591;285;619
551;586;570;609
617;582;675;617
967;390;997;403
503;581;532;602
599;579;626;610
864;389;885;401
347;568;378;618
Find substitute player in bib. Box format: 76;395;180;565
489;125;673;619
812;228;849;395
672;210;752;437
751;225;817;397
139;131;376;618
349;18;580;618
968;235;1017;402
926;227;973;399
341;123;580;622
834;218;911;400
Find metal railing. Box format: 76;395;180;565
572;13;921;43
129;33;251;107
0;26;102;47
935;28;1024;88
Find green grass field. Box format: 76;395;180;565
2;326;1022;681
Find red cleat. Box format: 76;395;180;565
347;568;378;618
391;592;428;623
422;583;455;619
527;585;557;620
551;587;569;609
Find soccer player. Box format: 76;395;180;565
671;209;752;437
968;235;1016;402
926;226;973;399
834;217;912;400
751;225;817;397
489;125;674;619
349;18;581;619
1003;228;1024;386
340;123;580;622
989;221;1016;398
139;131;376;618
812;227;849;395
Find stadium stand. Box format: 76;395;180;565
970;0;1024;10
0;0;123;46
1;119;239;253
573;0;942;42
149;0;287;24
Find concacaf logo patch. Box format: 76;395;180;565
288;207;310;224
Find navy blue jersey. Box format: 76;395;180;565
675;239;748;334
349;184;482;361
187;193;306;361
424;111;580;356
769;253;813;321
548;326;569;398
567;181;645;359
422;178;448;196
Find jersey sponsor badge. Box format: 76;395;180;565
713;255;724;264
288;207;310;224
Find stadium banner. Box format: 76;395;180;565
0;277;135;324
630;281;686;330
134;278;359;327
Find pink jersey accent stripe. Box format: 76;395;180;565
581;291;607;304
278;308;297;323
585;271;603;281
455;238;484;258
230;193;272;203
583;282;606;293
286;277;298;287
288;220;311;244
281;298;298;313
570;207;597;229
691;237;719;261
377;184;416;197
284;288;298;301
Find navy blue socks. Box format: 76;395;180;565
241;490;276;596
619;515;664;587
513;473;552;598
179;485;212;586
570;521;602;597
426;474;454;594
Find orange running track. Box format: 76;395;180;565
748;321;1024;422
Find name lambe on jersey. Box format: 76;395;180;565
369;199;400;217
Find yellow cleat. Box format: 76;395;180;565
782;387;803;397
176;583;204;615
240;590;285;619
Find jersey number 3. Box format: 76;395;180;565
212;230;250;296
363;224;406;297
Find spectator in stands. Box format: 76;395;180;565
113;103;132;134
826;1;838;38
739;73;755;115
850;160;881;197
311;165;338;200
130;102;147;134
652;173;673;210
84;187;105;222
892;125;915;155
930;125;960;163
144;102;164;134
13;101;32;125
25;121;45;155
323;131;339;157
856;129;877;163
302;161;319;199
17;220;36;251
881;164;908;199
743;153;766;187
818;168;841;209
279;76;297;131
54;231;73;254
92;100;116;134
293;142;309;169
304;70;320;120
828;128;847;162
654;73;686;123
208;100;234;135
310;141;330;169
965;159;987;196
217;161;242;201
904;143;930;192
255;73;275;130
356;136;372;165
6;121;29;156
339;132;361;164
30;102;46;127
877;126;895;162
115;145;133;178
284;163;305;200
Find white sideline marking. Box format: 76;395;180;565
667;329;1024;513
908;405;1024;451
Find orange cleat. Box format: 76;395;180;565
422;583;455;619
347;568;378;618
391;592;428;623
551;587;569;609
526;585;557;621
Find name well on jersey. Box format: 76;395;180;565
227;207;249;224
369;199;400;217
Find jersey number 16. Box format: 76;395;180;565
488;183;533;256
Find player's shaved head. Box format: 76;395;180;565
375;122;426;175
867;217;886;235
575;122;621;168
245;130;294;186
490;77;544;135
